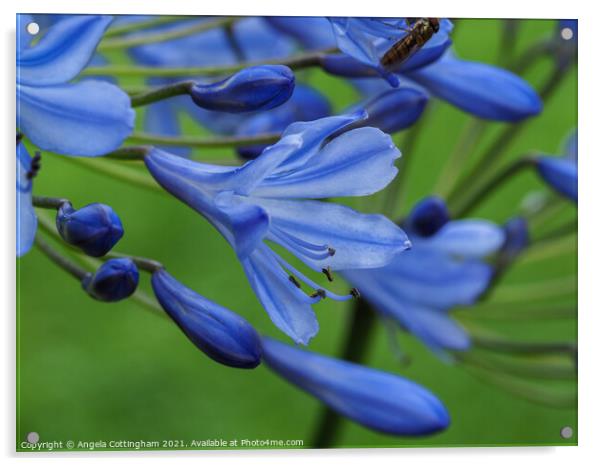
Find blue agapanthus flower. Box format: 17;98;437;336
145;113;410;344
535;130;577;202
152;269;262;369
16;141;37;257
269;17;541;123
16;15;135;156
343;197;504;356
262;336;450;435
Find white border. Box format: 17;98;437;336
3;1;599;465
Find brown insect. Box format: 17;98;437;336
380;18;440;69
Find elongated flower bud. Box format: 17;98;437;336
190;65;295;113
56;202;124;257
535;156;578;202
261;337;449;435
406;196;450;237
82;258;139;302
151;269;261;369
356;87;428;134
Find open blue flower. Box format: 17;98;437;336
274;17;540;122
145;113;410;344
16;142;37;257
342;197;504;356
535;130;577;202
16;15;135;156
262;337;450;435
328;18;454;86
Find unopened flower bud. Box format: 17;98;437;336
56;202;124;257
82;258;139;302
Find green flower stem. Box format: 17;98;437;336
488;275;576;303
433;119;487;198
449;156;536;218
518;233;575;265
460;358;576;408
498;20;521;67
103;16;189;38
128;131;281;148
130;81;195;107
447;64;570;206
36;210;168;318
106;251;164;273
311;299;376;448
61;156;161;193
531;218;578;244
97;17;237;52
32;195;69;209
34;235;89;280
82;47;338;78
464;323;576;356
455;304;575;321
460;351;575;381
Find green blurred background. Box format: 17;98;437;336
17;18;577;450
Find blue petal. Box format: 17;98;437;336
392;303;471;352
265;17;336;50
257;198;411;271
17;80;135;156
232;113;365;195
408;54;542;121
17;15;113;86
235;84;332;159
419;220;505;259
214;191;270;260
536;156;578;202
17;14;34;52
16;145;37;257
242;246;319;345
151;269;262;369
350;86;428;134
261;336;450;435
144;98;190;157
342;267;471;353
373;248;492;308
250;126;400;198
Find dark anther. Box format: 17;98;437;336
327;247;336;256
27;151;42;180
322;267;334;282
17;132;24;145
310;289;326;299
350;288;361;299
289;275;301;288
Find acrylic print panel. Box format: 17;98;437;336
16;14;577;452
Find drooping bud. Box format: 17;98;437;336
354;86;428;134
56;202;124;257
151;269;262;369
535;156;578;202
82;258;139;302
261;337;450;435
406;197;450;238
190;65;295;113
